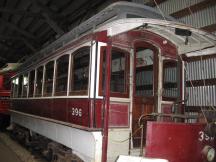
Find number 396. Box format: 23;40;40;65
71;108;82;117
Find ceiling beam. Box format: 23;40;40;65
0;18;37;40
145;0;167;7
0;41;18;51
67;0;105;27
33;0;65;19
0;35;37;52
0;8;43;18
42;13;64;35
33;0;64;35
0;49;11;62
0;5;66;36
0;54;8;62
21;39;37;52
201;23;216;33
0;35;21;40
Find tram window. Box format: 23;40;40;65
110;50;127;93
70;47;90;95
28;70;35;97
22;73;28;97
35;66;44;97
55;55;69;96
3;75;11;90
11;79;14;97
163;61;178;99
44;61;54;96
100;48;129;96
135;48;154;96
18;75;23;98
12;77;19;98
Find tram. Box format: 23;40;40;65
0;64;17;129
9;2;216;162
0;74;10;129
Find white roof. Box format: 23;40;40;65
96;18;216;56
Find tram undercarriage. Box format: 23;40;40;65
10;124;83;162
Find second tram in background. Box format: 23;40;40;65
9;2;216;162
0;63;17;129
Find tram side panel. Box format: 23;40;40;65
0;74;11;129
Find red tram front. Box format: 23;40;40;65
9;2;216;162
0;66;15;129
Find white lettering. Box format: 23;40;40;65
198;131;214;142
71;108;82;117
199;131;204;141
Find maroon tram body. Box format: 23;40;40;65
146;122;216;162
9;2;216;162
12;98;129;128
11;30;176;130
0;73;13;128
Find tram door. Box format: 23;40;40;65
132;43;158;147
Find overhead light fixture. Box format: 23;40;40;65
175;28;192;45
175;28;192;36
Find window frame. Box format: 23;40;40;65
69;46;90;96
35;66;44;97
54;54;70;96
162;59;178;101
17;75;23;98
11;77;19;98
21;72;29;98
99;46;130;98
134;41;158;100
43;61;55;97
28;70;36;98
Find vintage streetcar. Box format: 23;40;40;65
0;64;17;129
9;2;216;162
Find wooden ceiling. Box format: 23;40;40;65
0;0;165;67
0;0;127;67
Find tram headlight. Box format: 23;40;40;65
202;145;215;162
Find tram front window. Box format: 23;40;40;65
110;50;127;93
100;48;129;97
135;48;154;97
163;60;178;99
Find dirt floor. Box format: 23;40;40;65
0;138;22;162
0;131;46;162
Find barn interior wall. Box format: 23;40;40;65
132;0;216;35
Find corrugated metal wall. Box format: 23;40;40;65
163;67;177;97
136;70;153;96
186;58;216;80
132;0;216;35
186;58;216;107
180;5;216;28
186;86;216;106
155;0;205;15
136;71;153;86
